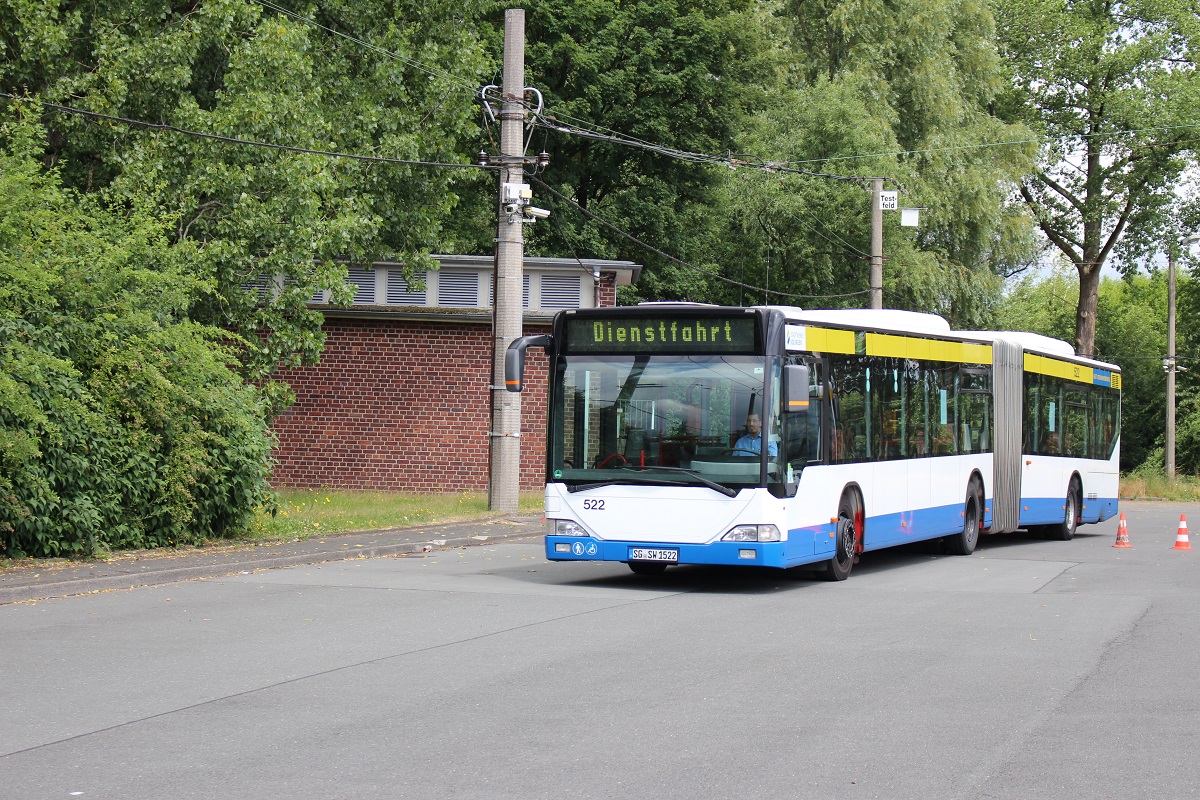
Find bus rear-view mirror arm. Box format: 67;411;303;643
505;334;553;392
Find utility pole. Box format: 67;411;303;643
488;8;526;513
1167;244;1177;480
870;177;884;309
1166;233;1199;480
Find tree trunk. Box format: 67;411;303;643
1075;261;1101;357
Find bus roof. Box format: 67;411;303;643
765;306;1120;372
769;306;953;334
957;330;1073;357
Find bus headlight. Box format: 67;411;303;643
551;519;588;537
722;525;781;543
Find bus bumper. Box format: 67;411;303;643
545;536;791;569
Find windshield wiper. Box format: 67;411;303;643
616;465;739;497
567;480;631;493
565;466;740;497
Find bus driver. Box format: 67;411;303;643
733;413;778;457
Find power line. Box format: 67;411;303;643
530;98;1200;179
528;174;868;301
771;196;873;261
781;123;1200;168
8;92;873;303
1;92;495;172
8;95;872;303
532;110;881;186
252;0;480;94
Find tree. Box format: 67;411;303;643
991;0;1200;357
2;0;493;401
1095;273;1169;471
681;0;1038;323
480;0;781;302
0;109;275;556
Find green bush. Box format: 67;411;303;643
0;109;274;557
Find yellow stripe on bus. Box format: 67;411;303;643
795;325;1119;388
804;327;856;354
865;333;992;365
1024;353;1094;385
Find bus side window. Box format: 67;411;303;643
831;358;868;463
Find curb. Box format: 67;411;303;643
0;527;538;606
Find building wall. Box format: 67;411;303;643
268;268;629;492
270;317;551;492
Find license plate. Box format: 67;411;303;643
629;548;678;562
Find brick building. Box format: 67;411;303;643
269;255;640;492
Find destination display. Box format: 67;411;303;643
564;315;758;354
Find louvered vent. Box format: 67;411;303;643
387;270;426;305
540;274;582;309
241;275;272;301
437;272;479;307
346;267;375;304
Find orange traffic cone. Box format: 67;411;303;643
1112;513;1132;548
1173;514;1191;551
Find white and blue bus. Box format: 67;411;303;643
505;305;1121;579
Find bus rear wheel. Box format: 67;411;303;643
945;476;983;556
1045;479;1081;541
822;492;861;581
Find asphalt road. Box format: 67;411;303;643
2;501;1197;799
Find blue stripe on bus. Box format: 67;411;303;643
546;497;1118;570
858;502;976;550
545;537;798;568
1020;496;1118;527
1093;369;1112;387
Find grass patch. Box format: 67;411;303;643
1119;473;1200;501
245;489;543;542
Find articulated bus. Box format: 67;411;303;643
505;305;1121;580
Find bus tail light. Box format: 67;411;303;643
722;525;781;543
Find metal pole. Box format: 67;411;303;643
1167;245;1176;479
870;177;883;309
1167;233;1200;480
488;8;526;512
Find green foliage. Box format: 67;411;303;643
996;268;1078;343
996;267;1176;472
1096;273;1170;471
1120;470;1200;501
500;0;779;300
0;110;275;557
2;0;492;390
991;0;1200;355
681;0;1037;321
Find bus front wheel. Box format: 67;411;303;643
628;561;668;576
822;492;861;581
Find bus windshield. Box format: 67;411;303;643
550;353;780;491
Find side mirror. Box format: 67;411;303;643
783;364;811;412
504;335;552;392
